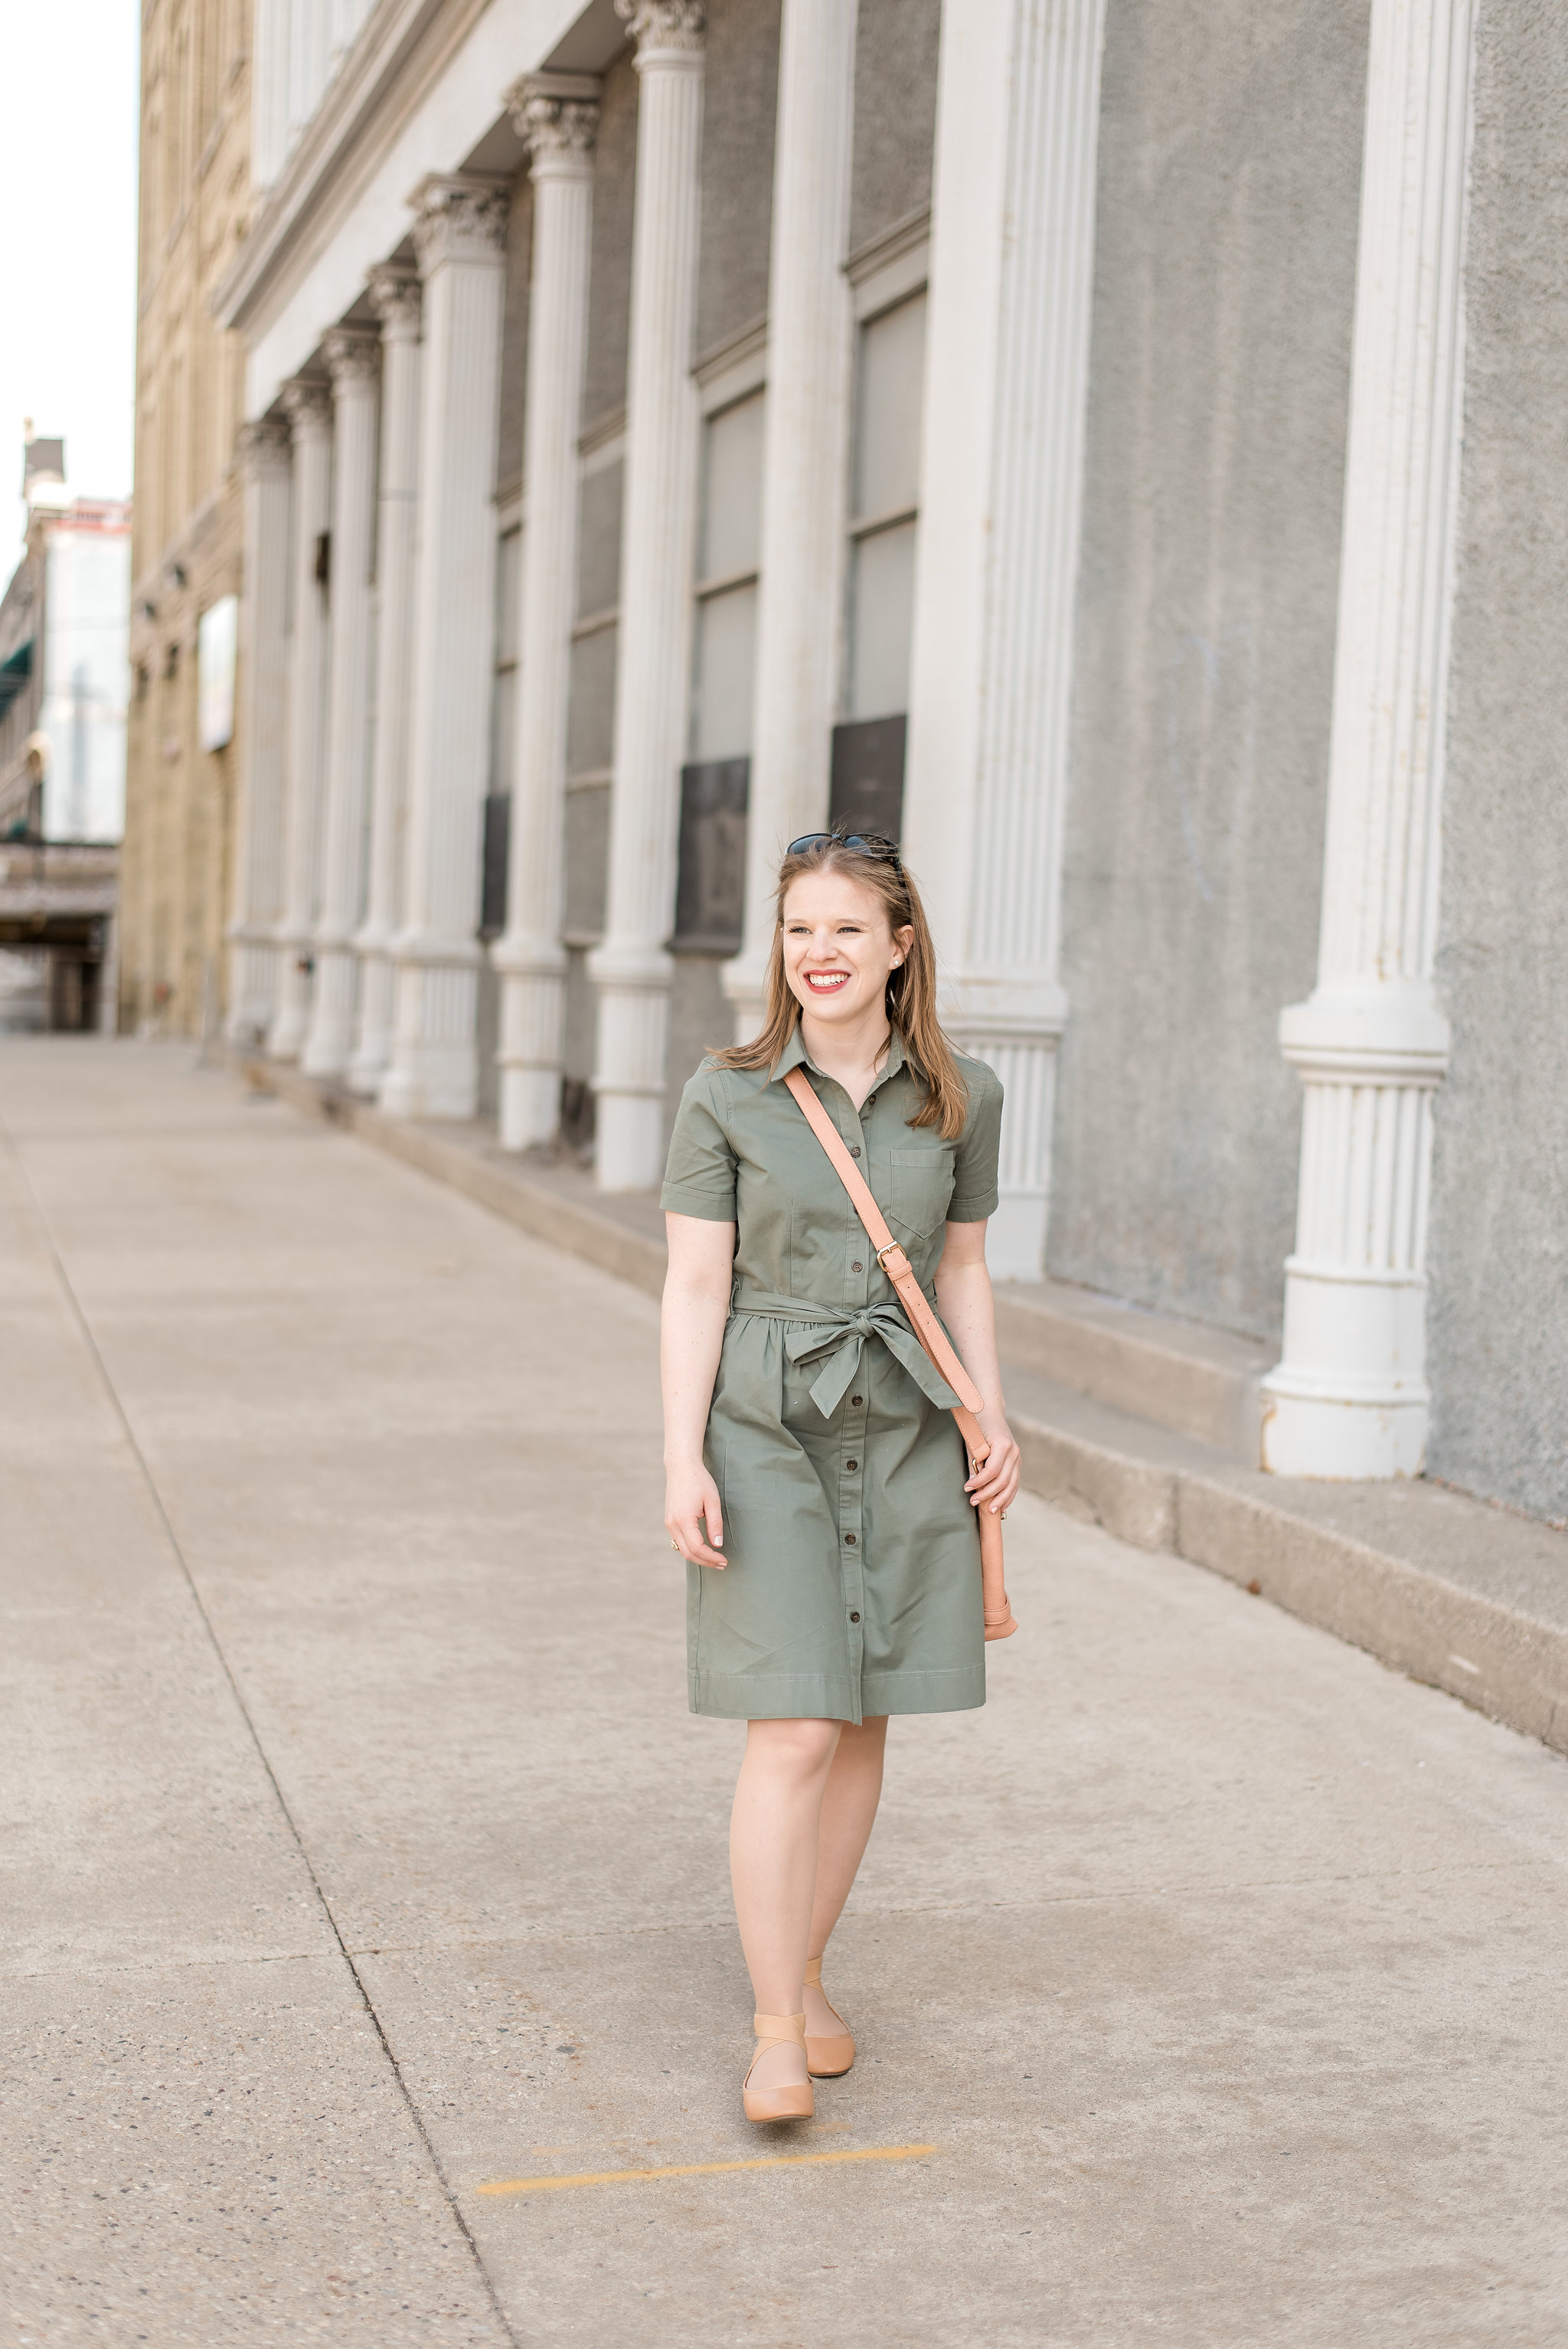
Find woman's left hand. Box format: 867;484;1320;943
965;1412;1021;1516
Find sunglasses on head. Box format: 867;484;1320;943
786;830;903;868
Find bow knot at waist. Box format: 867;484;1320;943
730;1288;960;1418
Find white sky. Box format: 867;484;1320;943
2;0;140;556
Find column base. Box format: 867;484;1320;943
942;1013;1064;1285
498;1065;561;1152
495;956;568;1150
379;952;480;1122
985;1188;1049;1285
589;954;673;1190
593;1087;667;1192
1261;1257;1432;1479
267;950;313;1062
225;936;280;1050
1260;1376;1429;1480
346;946;395;1096
720;950;769;1047
301;943;359;1080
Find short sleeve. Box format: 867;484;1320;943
659;1066;739;1221
946;1060;1004;1223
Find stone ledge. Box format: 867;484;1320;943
995;1277;1272;1457
239;1057;1568;1759
1005;1367;1568;1759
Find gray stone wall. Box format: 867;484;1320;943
667;954;732;1139
1424;1;1568;1522
696;0;781;359
1047;0;1367;1341
848;0;939;255
583;49;639;432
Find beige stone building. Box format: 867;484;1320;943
121;0;252;1037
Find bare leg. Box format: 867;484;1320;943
805;1716;887;2037
730;1717;841;2089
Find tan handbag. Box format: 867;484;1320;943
784;1067;1018;1642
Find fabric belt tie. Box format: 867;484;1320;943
730;1289;961;1420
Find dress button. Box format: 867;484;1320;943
851;1259;863;1273
844;1532;856;1544
850;1145;861;1158
849;1611;861;1624
846;1459;858;1472
851;1394;863;1407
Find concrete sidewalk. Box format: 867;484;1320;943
3;1037;1566;2347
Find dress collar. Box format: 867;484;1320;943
770;1021;908;1088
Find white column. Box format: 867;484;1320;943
1262;0;1474;1481
225;415;292;1046
379;175;508;1122
267;377;333;1062
493;73;601;1151
722;0;858;1041
251;0;290;188
348;266;422;1097
900;0;1107;1282
302;327;380;1079
587;2;706;1190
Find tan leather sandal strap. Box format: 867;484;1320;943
752;2011;806;2047
802;1957;823;1987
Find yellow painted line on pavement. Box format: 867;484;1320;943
477;2142;938;2195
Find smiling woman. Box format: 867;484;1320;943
656;830;1018;2128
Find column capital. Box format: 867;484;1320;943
616;0;705;60
505;72;601;170
408;173;511;272
279;377;332;434
322;326;381;390
366;263;422;337
237;415;292;476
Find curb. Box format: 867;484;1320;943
1011;1397;1568;1759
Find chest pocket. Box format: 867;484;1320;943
888;1144;955;1240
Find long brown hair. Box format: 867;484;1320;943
712;834;969;1140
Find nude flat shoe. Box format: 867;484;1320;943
803;1956;855;2079
742;2012;815;2124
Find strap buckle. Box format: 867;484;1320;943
874;1240;908;1273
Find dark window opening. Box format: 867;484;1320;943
672;756;750;953
828;714;906;845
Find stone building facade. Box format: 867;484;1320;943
121;0;253;1037
0;438;129;1031
207;0;1567;1523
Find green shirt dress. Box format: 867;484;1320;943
659;1025;1004;1727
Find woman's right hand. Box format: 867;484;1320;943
665;1461;727;1567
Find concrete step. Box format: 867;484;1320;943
1001;1365;1568;1759
240;1058;1568;1760
994;1278;1272;1458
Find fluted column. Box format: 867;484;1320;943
1262;0;1473;1480
302;328;381;1078
722;0;857;1041
225;415;292;1046
493;74;601;1151
587;0;706;1191
379;175;508;1121
267;377;334;1061
348;266;422;1096
900;0;1107;1280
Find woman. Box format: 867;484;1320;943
659;830;1021;2123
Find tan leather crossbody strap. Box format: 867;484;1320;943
783;1064;1018;1642
782;1068;985;1420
